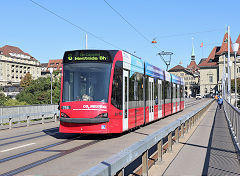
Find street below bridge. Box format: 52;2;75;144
0;98;216;175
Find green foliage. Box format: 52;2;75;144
231;78;240;93
3;99;28;106
20;73;33;88
0;93;7;105
17;75;61;104
53;70;60;77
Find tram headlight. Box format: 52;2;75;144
61;112;69;118
96;113;108;118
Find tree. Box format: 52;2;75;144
20;73;33;88
231;78;240;93
17;75;61;104
4;99;27;106
0;93;7;105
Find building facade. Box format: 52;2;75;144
0;45;41;86
169;42;200;97
198;33;240;97
169;65;199;97
41;59;62;77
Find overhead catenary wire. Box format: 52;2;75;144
103;0;165;60
156;28;224;39
103;0;152;44
29;0;121;50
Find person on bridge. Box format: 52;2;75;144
218;96;223;109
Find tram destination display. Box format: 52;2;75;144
63;50;111;63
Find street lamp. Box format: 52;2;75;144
232;42;239;107
49;67;53;104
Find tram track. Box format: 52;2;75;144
185;99;209;108
0;127;59;142
1;138;100;176
0;99;210;176
0;99;205;149
0;135;84;164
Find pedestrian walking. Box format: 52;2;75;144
218;96;223;109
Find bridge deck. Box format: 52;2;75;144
150;102;240;175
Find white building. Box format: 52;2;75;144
0;45;41;86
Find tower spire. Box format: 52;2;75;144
191;37;195;61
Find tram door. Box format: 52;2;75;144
177;84;180;111
149;77;154;122
158;80;162;118
123;70;129;131
173;83;176;113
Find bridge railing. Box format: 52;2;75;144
81;99;214;176
223;99;240;152
0;104;59;129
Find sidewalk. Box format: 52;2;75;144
149;102;240;175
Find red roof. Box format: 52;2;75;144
187;60;199;72
168;65;185;71
0;45;37;61
198;47;218;67
198;60;217;67
236;34;240;55
216;32;233;55
47;59;63;71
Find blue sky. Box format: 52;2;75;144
1;0;240;70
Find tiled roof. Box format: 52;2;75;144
206;47;217;62
199;58;207;65
198;46;221;67
187;60;199;72
0;45;37;61
236;34;240;55
216;32;233;55
168;65;185;72
47;59;63;71
198;60;218;67
41;63;48;67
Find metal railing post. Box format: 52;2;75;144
116;169;124;176
175;127;179;144
142;150;148;176
27;116;30;127
9;118;12;129
168;132;172;152
185;120;189;133
157;140;163;164
42;115;45;124
54;113;57;122
181;123;184;138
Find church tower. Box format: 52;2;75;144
191;37;196;61
187;37;199;73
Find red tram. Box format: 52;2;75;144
59;50;184;134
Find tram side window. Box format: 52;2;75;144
161;80;164;100
173;83;176;99
137;73;144;107
180;85;184;98
164;81;171;101
63;71;74;101
111;61;123;110
164;81;168;99
129;71;137;109
177;85;180;98
129;71;143;108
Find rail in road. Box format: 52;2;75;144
0;98;210;176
